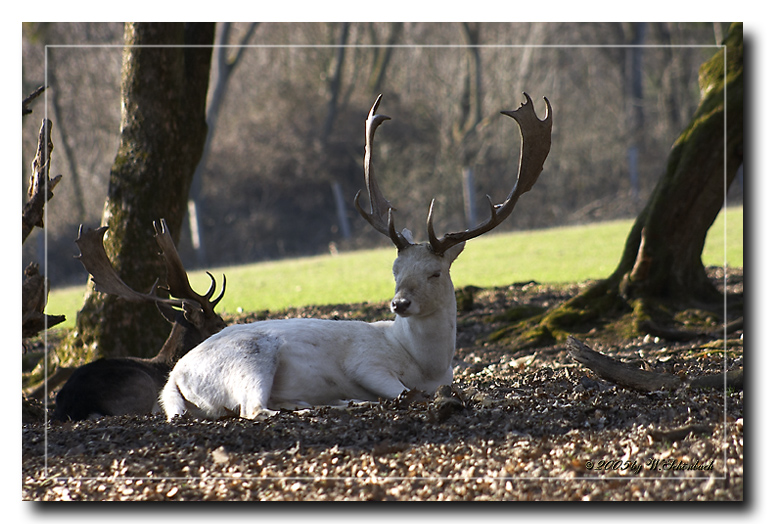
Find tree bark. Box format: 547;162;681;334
71;23;214;360
615;22;742;304
498;23;743;351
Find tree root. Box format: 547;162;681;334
639;316;743;342
489;279;629;351
567;336;743;392
492;275;742;352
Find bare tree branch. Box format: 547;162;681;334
22;85;46;116
22;118;62;244
567;336;742;392
22;88;66;338
367;22;402;95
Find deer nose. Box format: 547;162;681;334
391;297;411;315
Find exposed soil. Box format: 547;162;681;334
22;267;743;501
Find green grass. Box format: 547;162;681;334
47;206;743;328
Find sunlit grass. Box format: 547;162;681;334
47;206;743;328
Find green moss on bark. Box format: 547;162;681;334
494;24;743;353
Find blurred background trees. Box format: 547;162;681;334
22;22;742;291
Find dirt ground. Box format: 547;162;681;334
22;268;743;501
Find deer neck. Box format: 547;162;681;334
148;319;197;367
390;287;457;375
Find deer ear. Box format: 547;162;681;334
181;302;207;330
444;242;465;263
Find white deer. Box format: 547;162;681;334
160;93;552;421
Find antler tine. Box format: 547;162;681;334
205;271;227;308
500;93;553;199
153;219;225;314
75;224;184;307
193;270;226;310
354;94;412;250
428;93;553;255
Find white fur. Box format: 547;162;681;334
160;242;464;421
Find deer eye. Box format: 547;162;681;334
429;271;441;279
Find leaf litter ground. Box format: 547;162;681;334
23;267;743;501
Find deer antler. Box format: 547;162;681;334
354;94;412;251
76;220;226;316
153;219;225;316
75;225;183;307
428;92;553;255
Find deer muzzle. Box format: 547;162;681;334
391;297;412;316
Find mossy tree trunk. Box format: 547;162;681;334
501;23;742;351
71;23;214;360
614;22;742;304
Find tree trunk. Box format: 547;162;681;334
46;50;87;223
615;22;742;304
187;22;259;267
367;22;402;95
497;23;743;351
70;23;214;360
625;22;646;204
318;23;352;239
454;23;484;229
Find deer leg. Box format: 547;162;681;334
356;369;410;401
159;381;191;421
235;371;277;419
235;339;281;419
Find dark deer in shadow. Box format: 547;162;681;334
53;219;226;421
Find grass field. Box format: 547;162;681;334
47;206;743;328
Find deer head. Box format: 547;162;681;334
355;94;552;316
75;219;227;359
53;220;228;421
